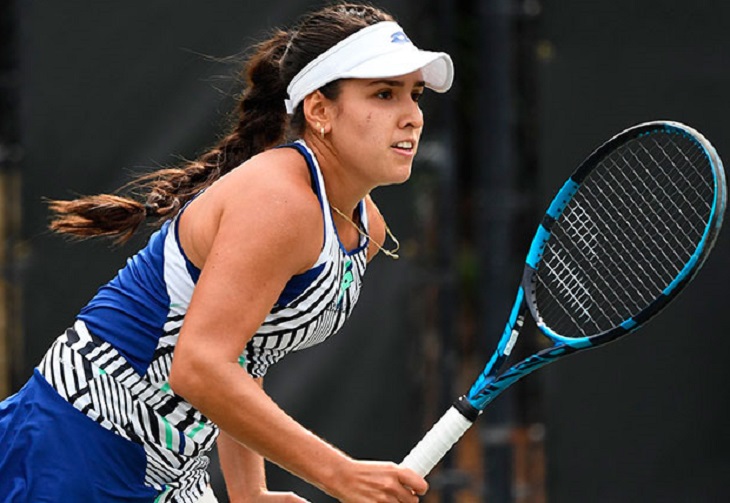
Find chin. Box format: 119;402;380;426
387;166;413;185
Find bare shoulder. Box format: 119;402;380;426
224;148;323;267
364;195;388;262
184;147;324;274
223;147;316;208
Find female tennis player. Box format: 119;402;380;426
0;3;453;502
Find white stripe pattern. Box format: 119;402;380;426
39;320;216;502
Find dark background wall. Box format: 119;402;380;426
9;0;730;501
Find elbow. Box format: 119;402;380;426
168;353;205;404
167;360;189;398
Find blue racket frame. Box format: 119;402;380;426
466;121;727;412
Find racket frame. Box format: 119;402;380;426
400;121;726;477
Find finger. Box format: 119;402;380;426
396;488;420;503
398;468;429;496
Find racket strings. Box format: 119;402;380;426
570;135;710;327
635;137;713;236
536;132;714;337
539;169;682;332
598;159;686;280
539;201;651;333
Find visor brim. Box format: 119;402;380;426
342;50;454;93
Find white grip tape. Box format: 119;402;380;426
400;406;473;477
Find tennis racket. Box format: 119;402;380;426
401;120;727;477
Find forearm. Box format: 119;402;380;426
171;361;350;498
218;429;266;502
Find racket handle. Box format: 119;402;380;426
400;397;479;477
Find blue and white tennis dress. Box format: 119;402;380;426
0;141;370;502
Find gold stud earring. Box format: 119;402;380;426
316;122;326;139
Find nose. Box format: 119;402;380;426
399;99;424;130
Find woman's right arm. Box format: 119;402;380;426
169;151;427;502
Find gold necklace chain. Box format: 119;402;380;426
330;204;400;259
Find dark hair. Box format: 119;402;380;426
49;2;393;243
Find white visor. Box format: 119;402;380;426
285;21;454;114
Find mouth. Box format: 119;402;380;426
391;140;416;155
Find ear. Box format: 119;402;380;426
302;90;333;134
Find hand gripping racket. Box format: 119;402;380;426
401;120;727;477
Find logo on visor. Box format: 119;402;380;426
390;31;411;44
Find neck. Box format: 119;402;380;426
302;131;369;213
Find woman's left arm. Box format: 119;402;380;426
217;389;310;503
217;428;266;501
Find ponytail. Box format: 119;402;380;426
48;30;291;244
48;3;393;244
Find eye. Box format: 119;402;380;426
376;89;394;100
412;91;424;102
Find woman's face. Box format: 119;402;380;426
326;70;426;188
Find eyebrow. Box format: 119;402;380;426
367;79;426;88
